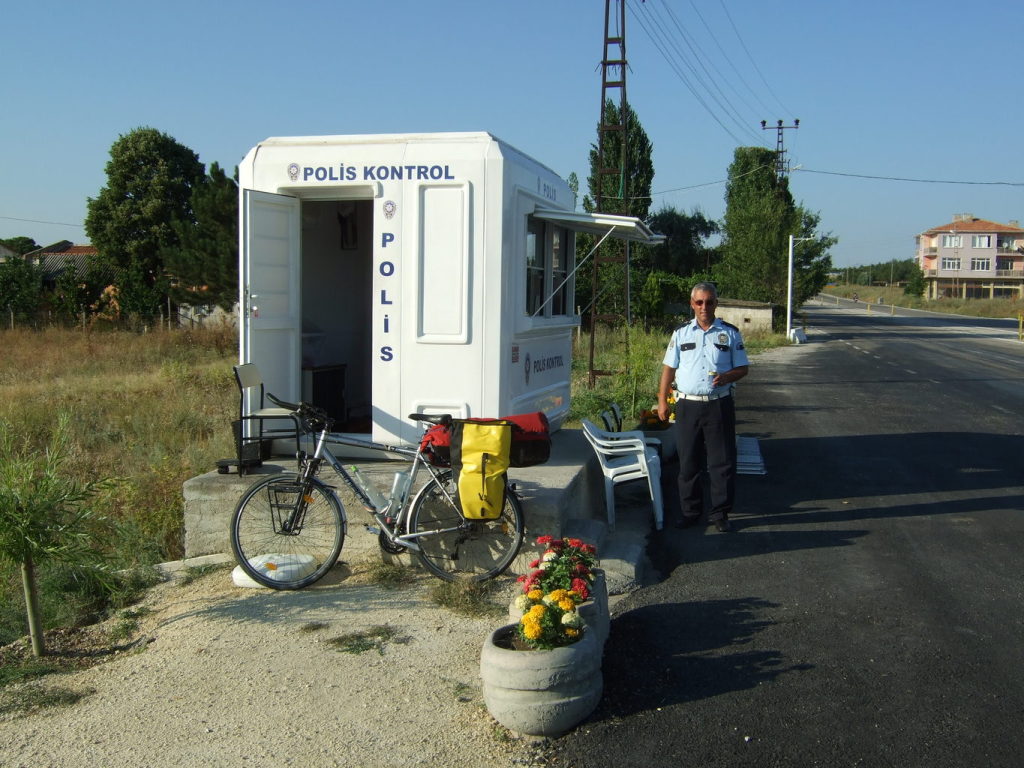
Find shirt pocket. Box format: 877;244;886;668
710;343;732;369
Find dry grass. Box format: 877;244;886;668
822;284;1024;319
0;325;237;561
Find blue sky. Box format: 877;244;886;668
2;0;1022;268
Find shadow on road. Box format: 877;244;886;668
593;597;811;720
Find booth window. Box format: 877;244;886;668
526;214;572;317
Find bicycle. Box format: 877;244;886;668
229;396;525;589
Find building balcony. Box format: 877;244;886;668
995;270;1024;278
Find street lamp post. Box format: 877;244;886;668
787;234;813;340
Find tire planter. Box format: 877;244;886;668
480;623;603;737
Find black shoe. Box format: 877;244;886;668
714;519;734;533
675;516;701;529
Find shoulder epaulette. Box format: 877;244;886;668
720;320;739;331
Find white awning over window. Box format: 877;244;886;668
532;209;665;245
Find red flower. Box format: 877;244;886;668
571;577;590;600
535;535;553;545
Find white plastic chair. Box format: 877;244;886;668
609;402;624;431
581;419;664;531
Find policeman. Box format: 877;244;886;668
657;282;749;532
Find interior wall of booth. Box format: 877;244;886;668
299;199;374;430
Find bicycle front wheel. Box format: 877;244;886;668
231;475;346;590
409;471;524;582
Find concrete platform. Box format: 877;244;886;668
182;428;661;592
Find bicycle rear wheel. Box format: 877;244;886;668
231;475;345;590
409;471;524;582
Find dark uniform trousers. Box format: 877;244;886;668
674;395;737;522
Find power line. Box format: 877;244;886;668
799;169;1024;186
718;0;792;118
0;215;84;228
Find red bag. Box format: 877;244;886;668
501;411;551;468
419;423;452;466
419;411;550;468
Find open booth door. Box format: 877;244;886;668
240;190;301;410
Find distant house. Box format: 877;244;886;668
915;214;1024;299
21;241;100;290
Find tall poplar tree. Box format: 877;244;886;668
162;162;239;311
578;100;655;318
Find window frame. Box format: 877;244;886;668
525;213;574;319
941;234;962;248
971;235;991;248
940;256;961;270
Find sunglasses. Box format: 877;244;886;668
692;299;717;306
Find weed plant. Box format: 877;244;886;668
429;578;506;618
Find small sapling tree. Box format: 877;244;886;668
0;414;109;656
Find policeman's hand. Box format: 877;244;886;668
657;402;670;422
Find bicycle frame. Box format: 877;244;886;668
302;425;465;553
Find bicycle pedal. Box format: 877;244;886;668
365;526;381;535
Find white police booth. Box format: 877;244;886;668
238;132;660;451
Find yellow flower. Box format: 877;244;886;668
523;622;542;640
564;627;579;638
558;598;575;612
548;589;568;602
527;589;543;601
529;604;546;618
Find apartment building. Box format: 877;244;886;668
915;214;1024;299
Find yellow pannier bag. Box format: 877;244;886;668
450;419;512;520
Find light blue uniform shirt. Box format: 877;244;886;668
662;318;750;396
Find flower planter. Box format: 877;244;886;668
509;568;609;649
480;623;603;737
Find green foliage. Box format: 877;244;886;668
85;127;204;316
326;625;405;655
716;146;796;305
577;100;656;319
0;414;108;570
163;162;239;311
647;206;719;276
0;256;44;320
904;264;926;297
0;237;39;256
0;413;112;655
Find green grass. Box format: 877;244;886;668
567;323;788;427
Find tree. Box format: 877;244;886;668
791;207;836;306
577;100;655;319
0;415;108;656
715;146;796;305
85;127;204;317
0;236;39;255
647;206;719;276
162;162;239;311
0;255;43;322
904;264;926;297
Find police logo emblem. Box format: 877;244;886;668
718;333;728;345
383;200;397;219
287;163;300;182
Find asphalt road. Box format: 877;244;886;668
544;301;1024;768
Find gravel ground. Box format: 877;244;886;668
0;563;551;768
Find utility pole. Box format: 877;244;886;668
588;0;629;387
761;119;799;183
